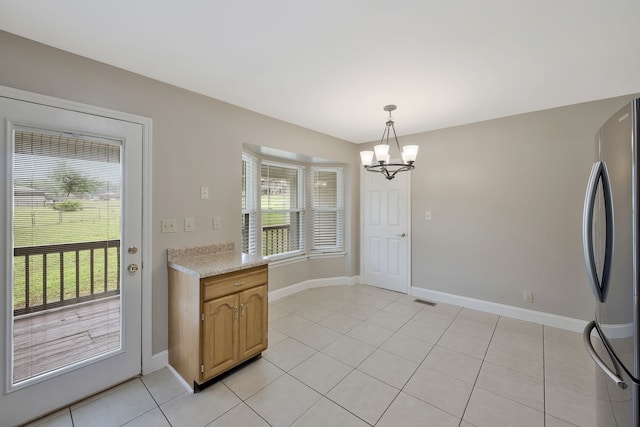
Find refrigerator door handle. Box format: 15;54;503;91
582;161;615;302
583;321;627;389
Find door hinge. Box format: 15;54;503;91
201;313;204;321
200;364;204;373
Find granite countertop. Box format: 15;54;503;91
167;241;268;278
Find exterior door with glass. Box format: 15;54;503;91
0;94;143;426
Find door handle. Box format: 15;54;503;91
396;233;407;237
582;161;614;303
127;263;139;274
583;321;627;389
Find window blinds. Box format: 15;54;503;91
311;168;344;252
241;153;258;255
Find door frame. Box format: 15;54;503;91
359;164;412;294
0;85;154;379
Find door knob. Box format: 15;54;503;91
396;233;407;237
128;263;139;274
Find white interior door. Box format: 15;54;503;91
361;167;411;293
0;95;143;426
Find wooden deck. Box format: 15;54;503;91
13;297;120;383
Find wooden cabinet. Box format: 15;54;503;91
169;264;268;390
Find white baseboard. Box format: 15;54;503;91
143;350;168;375
410;287;588;333
166;364;194;393
269;276;359;302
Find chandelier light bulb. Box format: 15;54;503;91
373;144;389;162
402;145;419;163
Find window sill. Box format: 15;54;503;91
267;254;308;267
309;251;346;259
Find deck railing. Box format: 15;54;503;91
262;224;290;256
13;240;120;316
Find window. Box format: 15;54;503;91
261;161;305;258
241;153;258;254
311;167;344;253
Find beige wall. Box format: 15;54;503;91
3;29;640;356
361;95;637;321
0;31;361;354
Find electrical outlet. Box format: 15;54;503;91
184;217;195;232
200;186;209;200
213;217;221;230
524;290;533;303
161;219;177;234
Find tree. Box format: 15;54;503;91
51;163;99;199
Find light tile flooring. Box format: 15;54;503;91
26;284;614;427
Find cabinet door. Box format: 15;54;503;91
202;294;238;381
239;285;268;360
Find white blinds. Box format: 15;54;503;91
261;161;305;257
241;153;258;255
311;167;344;252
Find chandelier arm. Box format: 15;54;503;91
380;124;389;145
390;122;401;152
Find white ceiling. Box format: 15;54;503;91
1;1;639;143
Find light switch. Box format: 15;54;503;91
161;219;177;233
184;217;195;232
213;217;221;230
425;211;432;221
200;186;209;200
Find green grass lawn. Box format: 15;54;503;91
13;200;121;310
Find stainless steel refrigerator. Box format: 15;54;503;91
583;98;640;426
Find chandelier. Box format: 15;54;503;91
360;105;418;180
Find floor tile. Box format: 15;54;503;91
380;332;434;363
122;408;171;427
291;397;369;427
267;306;290;323
545;382;616;427
263;337;317;371
544;355;607;399
289;352;353;394
222;358;284;400
245;374;321;427
327;370;399;425
207;403;269;427
475;361;544;411
270;314;314;336
448;317;496;340
71;379;157;427
376;392;460;427
371;288;404;301
403;366;473;418
411;309;456;329
422;346;482;384
319;312;363;334
314;296;351;311
340;303;379;321
366;310;410;331
437;329;490;359
160;382;241;427
346;322;394;347
398;319;445;343
268;327;288;346
463;387;544;427
544;338;596;371
296;304;335;322
357;295;392;310
272;296;313;314
141;367;187;405
381;300;423;318
491;327;543;355
357;348;418;389
485;341;543;379
497;316;543;339
457;308;499;327
321;335;376;367
291;323;342;351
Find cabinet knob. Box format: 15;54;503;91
234;281;245;286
